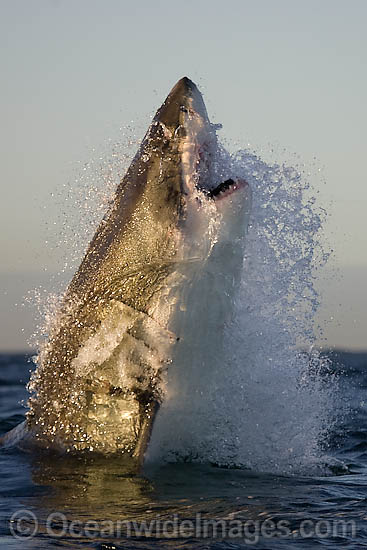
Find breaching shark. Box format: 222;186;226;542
0;77;251;464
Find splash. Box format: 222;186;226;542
147;148;336;474
28;123;336;473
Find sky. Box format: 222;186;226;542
0;0;366;351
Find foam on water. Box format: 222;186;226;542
29;125;336;474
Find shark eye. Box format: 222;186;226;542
150;121;169;141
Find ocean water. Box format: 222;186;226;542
1;351;367;549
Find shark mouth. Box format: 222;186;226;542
182;133;248;202
178;105;248;202
208;178;249;201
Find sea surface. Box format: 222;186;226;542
1;351;367;549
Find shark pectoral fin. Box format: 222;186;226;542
132;400;160;467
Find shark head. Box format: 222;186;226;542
113;76;251;270
152;76;216;195
149;76;247;196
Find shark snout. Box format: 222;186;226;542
154;77;210;132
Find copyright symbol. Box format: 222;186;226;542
9;509;38;539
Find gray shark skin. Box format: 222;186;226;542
0;78;251;464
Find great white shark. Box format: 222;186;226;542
0;77;251;464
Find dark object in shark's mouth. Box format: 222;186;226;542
209;178;248;200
